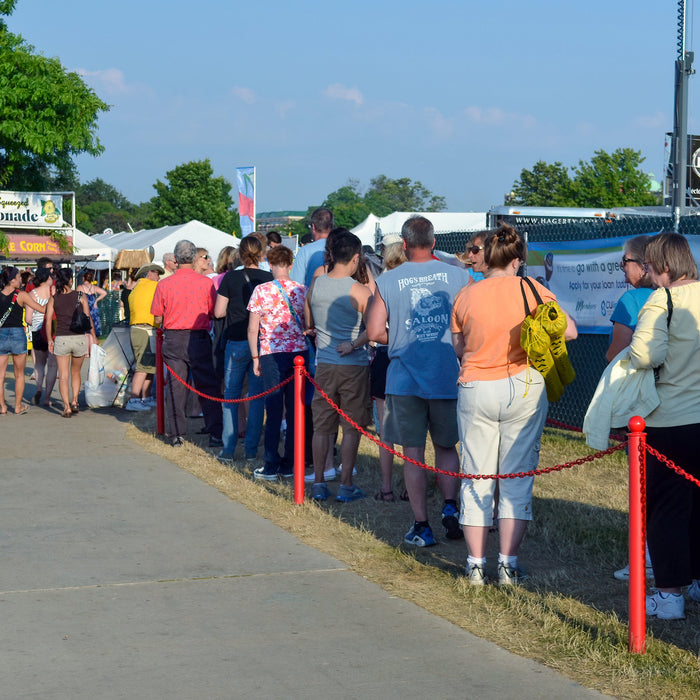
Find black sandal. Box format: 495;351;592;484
374;490;396;503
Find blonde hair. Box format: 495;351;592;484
383;242;407;270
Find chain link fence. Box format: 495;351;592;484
436;214;700;429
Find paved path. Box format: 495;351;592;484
0;371;607;698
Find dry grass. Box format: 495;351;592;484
127;413;700;699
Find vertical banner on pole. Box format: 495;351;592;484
236;166;255;236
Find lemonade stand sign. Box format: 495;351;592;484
0;191;64;228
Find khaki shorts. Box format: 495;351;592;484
383;394;459;448
54;334;88;358
130;325;156;373
311;363;371;435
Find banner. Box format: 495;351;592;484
0;191;64;229
526;235;659;334
236;166;255;236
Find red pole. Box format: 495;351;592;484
627;415;647;654
293;355;306;504
156;328;165;436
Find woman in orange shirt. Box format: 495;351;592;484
451;225;576;586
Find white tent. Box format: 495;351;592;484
72;228;116;269
351;211;487;249
93;220;239;268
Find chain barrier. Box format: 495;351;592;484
638;439;647;577
645;443;700;489
303;369;627;479
163;362;292;403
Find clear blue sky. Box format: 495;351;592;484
7;0;694;213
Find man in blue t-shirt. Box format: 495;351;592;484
367;215;472;548
290;207;333;288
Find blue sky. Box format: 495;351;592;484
7;0;694;214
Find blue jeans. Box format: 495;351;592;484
260;350;309;471
222;340;264;456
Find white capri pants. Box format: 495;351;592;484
457;368;548;527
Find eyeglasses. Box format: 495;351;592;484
621;256;642;266
467;245;484;255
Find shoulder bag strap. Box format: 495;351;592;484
273;279;304;330
520;277;544;318
0;291;19;328
665;287;673;329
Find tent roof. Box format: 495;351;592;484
93;220;239;266
72;228;114;263
351;211;486;248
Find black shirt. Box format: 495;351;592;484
218;268;273;341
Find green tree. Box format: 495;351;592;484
509;149;658;208
321;179;370;229
0;2;108;190
146;159;238;232
509;160;575;207
569;148;658;207
364;175;447;216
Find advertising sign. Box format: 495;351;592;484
527;236;652;333
5;233;67;257
0;191;65;229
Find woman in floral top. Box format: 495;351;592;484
248;245;310;480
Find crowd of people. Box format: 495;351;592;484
2;217;700;614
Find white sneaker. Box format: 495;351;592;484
646;591;685;620
613;563;654;581
304;467;337;483
688;580;700;602
465;563;486;586
125;398;149;411
335;464;358;478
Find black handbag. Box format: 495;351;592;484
70;292;93;334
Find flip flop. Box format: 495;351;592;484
71;403;80;414
61;409;72;418
14;403;30;416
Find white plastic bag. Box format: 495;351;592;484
86;344;107;389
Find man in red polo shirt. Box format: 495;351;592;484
151;239;223;447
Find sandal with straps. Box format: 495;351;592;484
374;490;396;502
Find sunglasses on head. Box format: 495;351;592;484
467;245;484;255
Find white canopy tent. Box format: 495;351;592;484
73;228;116;268
351;211;487;249
93;220;239;269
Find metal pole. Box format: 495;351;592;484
293;355;306;504
627;416;647;654
671;0;695;230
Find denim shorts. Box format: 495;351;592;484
0;327;27;355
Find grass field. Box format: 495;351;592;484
129;412;700;699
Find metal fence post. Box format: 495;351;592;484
627;415;647;654
293;355;306;504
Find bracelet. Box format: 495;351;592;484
252;355;259;359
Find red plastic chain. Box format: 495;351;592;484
638;439;648;567
645;443;700;488
303;369;627;480
163;362;292;403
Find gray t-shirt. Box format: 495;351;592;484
311;275;368;366
376;259;471;399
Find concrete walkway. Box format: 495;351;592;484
0;370;606;699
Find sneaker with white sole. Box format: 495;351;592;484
125;397;150;411
253;466;279;481
613;563;654;581
304;467;337;483
311;483;330;501
498;562;529;586
646;591;685;620
403;523;436;547
465;563;486;586
335;484;366;502
441;503;462;540
688;580;700;602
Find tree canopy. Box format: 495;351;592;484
0;2;109;190
146;159;239;234
314;175;447;230
509;148;658;208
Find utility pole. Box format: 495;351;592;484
671;0;695;231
